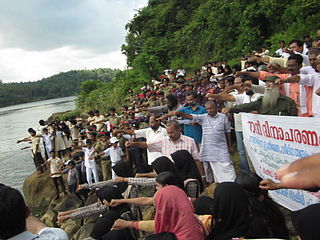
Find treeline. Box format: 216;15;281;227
77;0;320;112
0;68;118;108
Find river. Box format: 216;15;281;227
0;96;76;191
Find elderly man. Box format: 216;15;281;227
223;76;297;116
125;120;204;178
174;101;236;183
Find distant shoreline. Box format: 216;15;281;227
0;95;76;109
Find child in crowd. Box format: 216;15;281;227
82;139;99;184
44;150;67;200
98;137;124;179
42;127;53;160
63;160;80;195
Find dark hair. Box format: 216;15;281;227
93;110;100;114
166;94;178;109
185;90;198;99
279;40;285;44
235;172;289;239
308;48;320;56
49;150;56;154
224;76;235;85
224;65;232;75
86;139;93;145
109;107;116;112
122;105;128;110
27;128;36;134
217;66;225;73
39;120;45;126
288;54;303;65
87;111;94;116
0;184;28;238
244;75;259;85
232;64;241;72
145;232;177;240
289;39;303;47
156;171;180;187
67;160;76;167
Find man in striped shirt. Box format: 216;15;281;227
125;120;205;180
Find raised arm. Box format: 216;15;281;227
109;197;154;207
125;141;148;149
206;93;236;102
17;137;31;143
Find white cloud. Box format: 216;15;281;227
0;0;148;83
0;47;127;83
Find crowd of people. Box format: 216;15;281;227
2;32;320;240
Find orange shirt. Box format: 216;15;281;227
259;71;313;117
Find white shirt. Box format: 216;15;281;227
83;147;96;168
275;48;290;57
192;113;231;162
299;67;320;117
9;228;68;240
233;92;263;131
47;157;63;178
103;146;124;165
135;126;168;164
42;133;52;150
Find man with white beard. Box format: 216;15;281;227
222;76;297;116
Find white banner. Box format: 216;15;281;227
241;113;320;211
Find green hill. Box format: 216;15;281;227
0;68;119;108
76;0;320;112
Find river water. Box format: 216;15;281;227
0;96;76;191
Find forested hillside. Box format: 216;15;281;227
0;68;118;108
77;0;320;112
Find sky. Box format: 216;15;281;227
0;0;148;83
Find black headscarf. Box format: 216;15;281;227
102;229;134;240
170;150;204;192
112;160;134;193
210;182;250;240
151;156;176;174
193;196;215;215
91;186;131;240
235;172;289;239
291;203;320;240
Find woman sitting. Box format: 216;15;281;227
58;185;136;240
111;183;206;240
235;172;289;239
171;150;204;198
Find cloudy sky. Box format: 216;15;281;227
0;0;148;83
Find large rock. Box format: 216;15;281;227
72;223;95;240
23;169;57;213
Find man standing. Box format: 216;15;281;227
125;120;204;179
17;128;45;172
276;48;320;117
175;101;236;183
113;114;167;164
223;76;297;116
207;76;263;173
160;91;206;149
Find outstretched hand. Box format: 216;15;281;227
275;153;320;190
111;219;131;230
260;153;320;190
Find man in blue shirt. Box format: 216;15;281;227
178;91;207;146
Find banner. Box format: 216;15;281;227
241;113;320;211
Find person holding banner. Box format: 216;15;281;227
260;152;320;191
223;76;297;116
174;101;236;183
